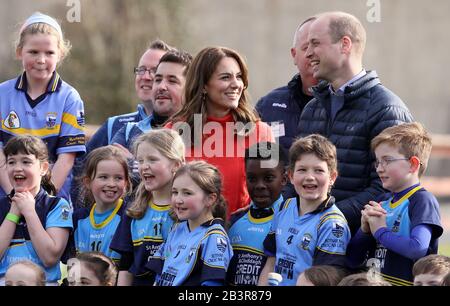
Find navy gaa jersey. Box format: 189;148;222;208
110;201;174;280
264;196;350;286
369;186;442;286
111;114;155;151
73;199;126;262
147;219;233;286
226;196;284;286
0;188;73;282
0;72;85;162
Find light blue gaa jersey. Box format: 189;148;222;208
0;189;73;282
147;219;233;286
0;72;85;161
110;201;174;283
226;196;284;286
264;196;350;286
74;199;126;262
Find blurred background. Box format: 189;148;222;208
1;0;449;252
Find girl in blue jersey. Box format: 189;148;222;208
259;134;351;286
0;135;73;285
147;161;233;286
70;146;131;263
0;12;85;203
110;129;185;286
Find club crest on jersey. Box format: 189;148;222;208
77;110;85;126
46;112;57;129
300;233;312;250
332;222;345;238
5;111;20;129
61;204;71;220
186;248;196;263
216;236;228;253
392;215;401;233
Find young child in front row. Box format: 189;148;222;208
259;134;351;286
412;254;450;286
67;252;118;286
226;142;287;286
0;135;72;285
346;122;443;286
110;129;185;286
69;146;131;263
4;260;46;286
0;12;86;203
146;161;233;286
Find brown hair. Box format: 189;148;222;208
81;145;131;206
148;39;173;52
127;129;185;219
371;122;432;177
68;252;118;286
170;46;259;144
442;273;450;286
16;22;71;62
173;161;227;222
412;254;450;277
289;134;337;174
6;260;46;286
3;135;56;195
325;12;366;56
338;272;391;286
301;265;348;286
157;50;193;76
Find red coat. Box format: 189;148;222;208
167;114;274;219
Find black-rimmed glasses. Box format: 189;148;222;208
134;66;156;76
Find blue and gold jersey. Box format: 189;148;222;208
226;196;283;286
73;199;125;262
110;201;174;283
264;196;350;286
0;72;85;162
370;186;442;286
147;219;233;286
0;188;73;282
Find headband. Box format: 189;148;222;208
20;12;63;39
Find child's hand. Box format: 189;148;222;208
360;208;371;234
11;191;36;217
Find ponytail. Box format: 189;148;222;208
41;171;57;196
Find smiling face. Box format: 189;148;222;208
136;142;178;192
305;16;344;83
6;152;48;195
152;61;186;117
86;159;127;210
289;153;336;207
245;159;287;209
16;33;61;86
171;173;212;222
135;48;167;106
204;57;244;118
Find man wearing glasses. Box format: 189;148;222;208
86;39;173;152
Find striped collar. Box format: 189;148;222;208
14;71;62;93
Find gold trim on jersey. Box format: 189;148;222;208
62;112;84;131
150;201;171;212
380;272;413;286
2;121;60;136
316;246;345;255
389;186;422;209
89;199;123;229
232;244;264;256
247;210;274;224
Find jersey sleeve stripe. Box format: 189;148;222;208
62;112;84;131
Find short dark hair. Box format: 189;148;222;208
158;50;193;76
245;142;287;169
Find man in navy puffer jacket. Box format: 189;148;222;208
299;12;413;234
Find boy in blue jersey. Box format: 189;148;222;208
259;134;351;286
0;13;85;203
226;142;287;286
346;122;443;286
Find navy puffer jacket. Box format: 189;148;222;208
298;71;413;234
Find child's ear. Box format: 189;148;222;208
40;161;50;176
281;170;288;186
288;169;294;185
172;161;183;175
82;177;91;189
409;156;421;173
16;47;23;60
206;193;217;208
330;170;338;185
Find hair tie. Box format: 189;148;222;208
20;12;63;40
